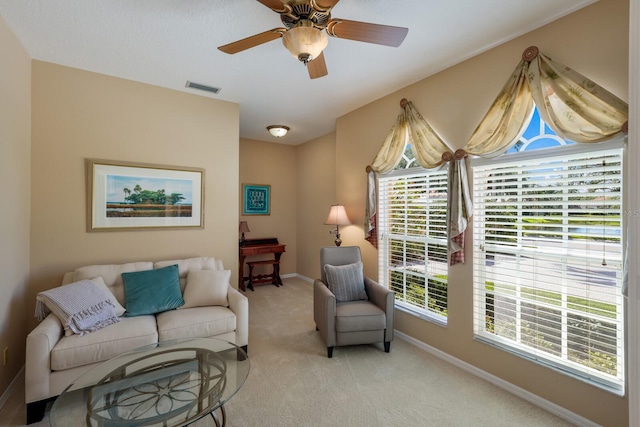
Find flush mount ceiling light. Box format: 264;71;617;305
267;125;290;137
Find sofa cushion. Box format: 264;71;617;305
324;261;368;302
156;306;236;342
122;265;184;317
335;300;386;332
74;262;153;307
51;315;158;371
154;257;221;292
181;270;230;309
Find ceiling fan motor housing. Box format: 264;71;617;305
280;1;332;29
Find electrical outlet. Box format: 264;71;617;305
3;347;7;366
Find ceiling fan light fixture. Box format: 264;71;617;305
282;22;328;64
267;125;290;137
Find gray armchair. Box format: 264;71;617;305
313;246;394;358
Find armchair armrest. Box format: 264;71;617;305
227;286;249;348
25;314;63;403
313;279;336;348
364;277;395;342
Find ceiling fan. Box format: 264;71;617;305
218;0;409;79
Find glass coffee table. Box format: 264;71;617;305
50;338;249;427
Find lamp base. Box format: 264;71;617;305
334;233;342;247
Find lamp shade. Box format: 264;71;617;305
282;23;328;63
324;205;351;226
239;221;250;233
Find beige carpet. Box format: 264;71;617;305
1;277;574;427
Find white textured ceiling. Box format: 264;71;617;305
0;0;596;145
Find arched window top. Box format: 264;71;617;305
507;108;576;153
394;144;420;170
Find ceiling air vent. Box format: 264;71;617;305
185;81;221;94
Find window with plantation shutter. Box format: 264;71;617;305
472;139;625;393
378;156;449;322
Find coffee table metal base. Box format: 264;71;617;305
50;338;249;427
210;404;226;427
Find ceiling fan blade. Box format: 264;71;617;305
218;29;285;54
326;19;408;47
307;52;328;79
313;0;340;10
256;0;287;13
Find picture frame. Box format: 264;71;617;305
87;158;205;231
242;184;271;215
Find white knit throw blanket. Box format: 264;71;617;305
35;280;119;336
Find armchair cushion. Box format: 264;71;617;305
336;300;386;332
323;261;368;303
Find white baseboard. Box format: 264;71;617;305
295;274;313;283
0;366;24;411
395;331;599;427
281;273;313;283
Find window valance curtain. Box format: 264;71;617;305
464;46;628;157
366;99;457;253
369;99;452;173
450;46;628;262
366;46;628;266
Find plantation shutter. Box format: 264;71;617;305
472;143;625;392
378;168;449;317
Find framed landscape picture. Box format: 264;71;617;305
87;159;204;231
242;184;270;215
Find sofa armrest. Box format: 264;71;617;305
313;279;336;347
25;314;63;403
227;286;248;348
364;277;395;342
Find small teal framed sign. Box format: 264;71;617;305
242;184;270;215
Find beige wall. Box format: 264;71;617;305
330;0;630;425
239;139;297;280
0;16;31;396
29;62;240;331
295;133;337;280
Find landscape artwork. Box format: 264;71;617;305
106;175;193;218
88;159;204;231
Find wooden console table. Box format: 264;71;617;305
238;238;286;292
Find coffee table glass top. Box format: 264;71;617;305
50;338;249;427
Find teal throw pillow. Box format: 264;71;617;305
122;264;184;317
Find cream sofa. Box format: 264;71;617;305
25;256;248;424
